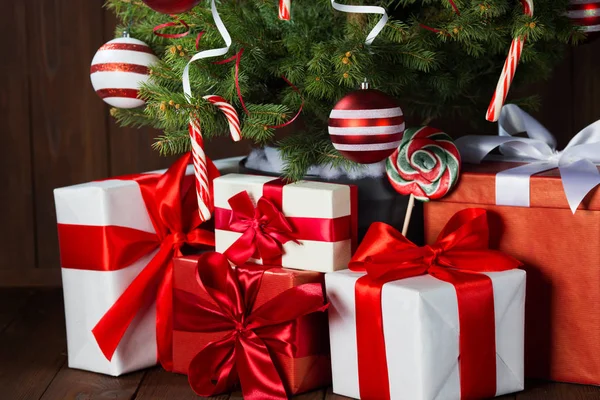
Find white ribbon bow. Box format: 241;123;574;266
456;104;600;213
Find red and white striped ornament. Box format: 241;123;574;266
189;95;241;221
328;82;404;164
142;0;201;14
486;0;534;122
90;36;158;109
279;0;291;20
568;0;600;36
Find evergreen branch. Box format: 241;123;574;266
105;0;580;180
153;130;190;155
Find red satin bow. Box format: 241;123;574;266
87;153;218;371
349;208;522;400
174;252;328;400
224;190;298;265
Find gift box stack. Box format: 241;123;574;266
425;105;600;385
169;173;358;397
54;154;357;398
53;104;600;399
53;152;528;399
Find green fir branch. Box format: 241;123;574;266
105;0;580;179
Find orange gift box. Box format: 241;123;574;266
424;162;600;385
172;255;332;395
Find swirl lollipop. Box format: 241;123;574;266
386;126;461;235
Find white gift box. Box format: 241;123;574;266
325;269;526;400
214;174;357;272
53;158;240;376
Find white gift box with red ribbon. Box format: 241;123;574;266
53;158;239;376
326;269;526;400
213;174;357;272
55;176;162;376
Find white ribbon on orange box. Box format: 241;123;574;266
53;158;241;376
213;174;354;273
457;104;600;213
325;269;526;400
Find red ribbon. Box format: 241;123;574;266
213;48;250;115
420;0;460;34
189;28;302;129
210;46;303;128
349;208;522;400
195;30;205;50
153;17;191;38
223;188;299;266
266;76;304;129
57;153;219;371
447;0;460;15
174;252;328;400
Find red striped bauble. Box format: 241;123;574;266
142;0;201;14
90;37;159;109
568;0;600;39
328;87;404;164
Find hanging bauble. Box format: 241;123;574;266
328;81;405;164
142;0;201;14
90;36;159;109
567;0;600;40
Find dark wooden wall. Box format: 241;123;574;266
1;1;599;287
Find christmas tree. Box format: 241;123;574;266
107;0;580;180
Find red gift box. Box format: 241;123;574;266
424;162;600;384
172;254;332;397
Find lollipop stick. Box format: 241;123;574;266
402;194;415;237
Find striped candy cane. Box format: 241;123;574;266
205;95;242;141
189;95;241;222
188;119;211;221
183;0;242;221
279;0;291;20
486;0;534;122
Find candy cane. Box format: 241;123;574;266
204;95;242;141
188;119;211;220
189;95;241;221
183;0;242;221
279;0;291;20
486;0;534;122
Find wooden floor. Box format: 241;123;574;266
1;289;600;400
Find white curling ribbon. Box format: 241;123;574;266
330;0;388;45
182;0;232;100
456;104;600;213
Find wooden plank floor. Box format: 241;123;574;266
1;289;599;400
